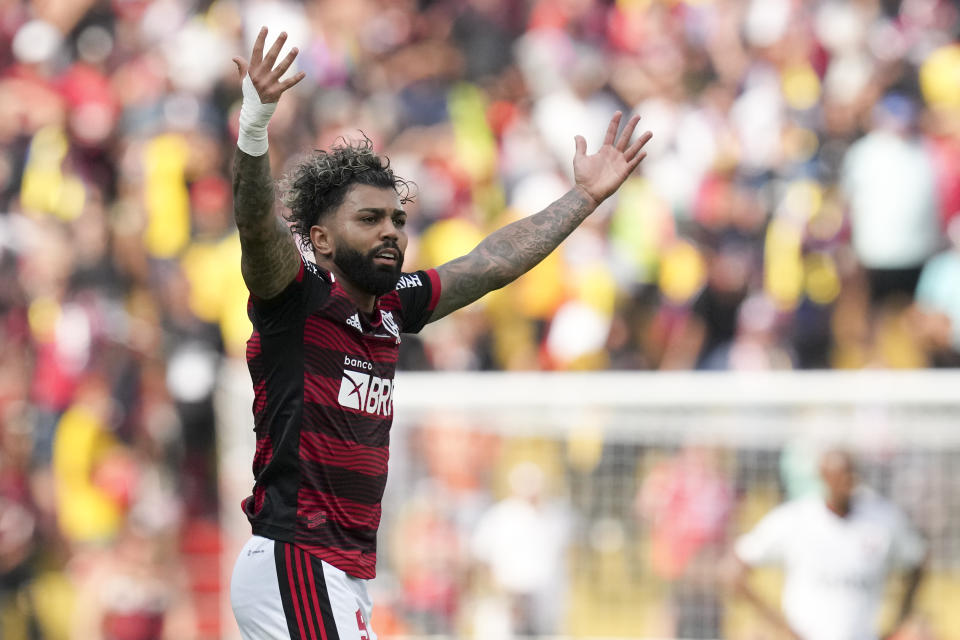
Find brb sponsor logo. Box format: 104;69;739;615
337;356;393;416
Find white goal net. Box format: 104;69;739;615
218;369;960;640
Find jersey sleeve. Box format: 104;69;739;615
735;502;794;567
396;269;441;334
247;257;330;334
887;507;926;570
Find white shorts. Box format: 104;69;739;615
230;535;377;640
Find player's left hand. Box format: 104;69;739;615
573;111;652;206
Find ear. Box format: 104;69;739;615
310;224;334;259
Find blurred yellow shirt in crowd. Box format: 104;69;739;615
181;232;251;357
52;405;124;543
144;134;191;259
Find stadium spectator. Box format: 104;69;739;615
841;93;941;311
912;217;960;367
387;486;462;635
726;449;927;640
0;495;40;639
470;461;571;637
637;445;734;640
69;521;195;640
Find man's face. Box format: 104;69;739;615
820;450;857;504
325;184;408;296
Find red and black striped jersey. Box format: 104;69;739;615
242;257;440;579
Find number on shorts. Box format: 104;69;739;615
356;609;369;640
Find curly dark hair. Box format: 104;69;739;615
280;136;415;250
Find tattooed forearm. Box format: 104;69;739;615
233;149;300;299
431;187;596;320
233;150;275;227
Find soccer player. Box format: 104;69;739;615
726;449;927;640
227;27;652;640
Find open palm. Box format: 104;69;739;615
573;112;652;205
232;27;305;103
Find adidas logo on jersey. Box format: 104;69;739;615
346;313;362;332
337;369;394;416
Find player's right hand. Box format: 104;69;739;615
232;27;305;104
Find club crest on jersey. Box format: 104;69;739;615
346;313;362;332
381;311;400;343
337;367;393;416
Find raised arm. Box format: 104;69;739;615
429;112;652;322
232;27;305;299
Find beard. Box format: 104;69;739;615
333;242;404;296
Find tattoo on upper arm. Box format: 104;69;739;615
431;188;594;321
233;149;300;299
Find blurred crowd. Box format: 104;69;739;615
2;0;960;638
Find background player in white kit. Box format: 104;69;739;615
726;449;927;640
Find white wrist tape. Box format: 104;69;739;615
237;75;277;157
